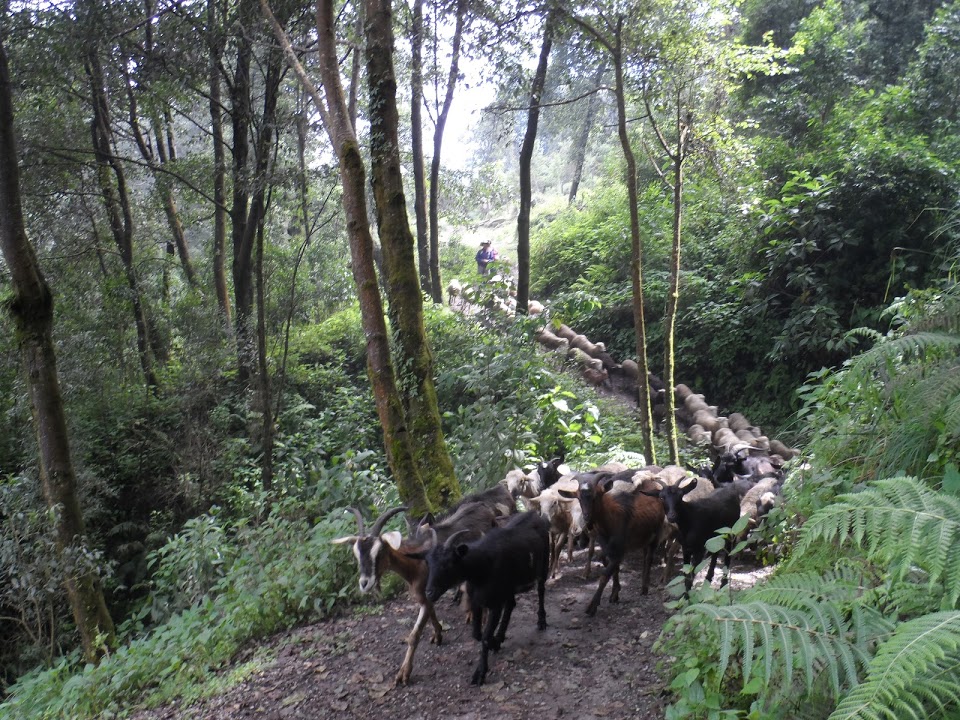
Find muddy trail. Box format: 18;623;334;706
130;547;693;720
130;544;770;720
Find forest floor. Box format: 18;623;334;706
129;550;769;720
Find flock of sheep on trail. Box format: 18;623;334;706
333;320;800;688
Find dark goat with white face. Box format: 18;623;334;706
643;479;741;596
419;511;550;686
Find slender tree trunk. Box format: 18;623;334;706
612;23;655;463
517;10;556;315
209;0;232;329
662;109;691;465
568;58;606;204
230;0;284;385
427;0;467;302
153;116;198;288
229;2;255;382
365;0;460;508
260;0;432;515
0;39;116;664
86;46;160;392
410;0;430;294
255;220;273;492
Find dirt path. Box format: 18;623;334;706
131;549;676;720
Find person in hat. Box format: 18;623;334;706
475;240;498;275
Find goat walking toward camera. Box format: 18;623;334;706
332;507;440;687
418;511;550;686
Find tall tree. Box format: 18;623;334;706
516;9;558;316
84;34;162;391
409;0;430;294
365;0;460;506
567;57;607;203
0;34;116;664
208;0;232;329
566;7;658;462
260;0;435;515
426;0;467;302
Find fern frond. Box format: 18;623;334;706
797;477;960;607
688;599;881;699
847;332;960;376
745;566;875;609
830;611;960;720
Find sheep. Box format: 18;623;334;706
535;327;566;350
522;486;584;578
582;366;609;387
558;470;665;616
555;323;577;340
502;456;567;500
418;510;550;685
738;476;780;529
620;359;640;380
332;506;441;686
527;299;545;316
641;480;741;596
447;278;463;307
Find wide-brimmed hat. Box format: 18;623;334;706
480;240;491;245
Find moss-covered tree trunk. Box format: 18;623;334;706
260;0;432;515
517;9;557;315
365;0;461;509
0;38;116;663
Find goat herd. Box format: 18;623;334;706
333;428;793;688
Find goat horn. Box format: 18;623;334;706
444;529;473;549
370;505;408;537
347;507;366;535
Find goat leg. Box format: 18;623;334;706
639;538;656;595
472;604;504;686
609;563;621;603
536;575;547;630
586;564;613;616
492;595;516;649
395;603;433;686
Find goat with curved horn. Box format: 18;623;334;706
331;503;442;686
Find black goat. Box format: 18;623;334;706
642;479;740;596
418;511;549;686
559;470;665;616
700;447;783;488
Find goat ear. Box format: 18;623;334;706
405;549;427;560
381;530;402;550
598;476;617;493
556;488;577;499
455;543;469;558
638;488;661;498
331;535;358;545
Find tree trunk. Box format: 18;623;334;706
86;46;160;392
255;220;274;492
410;0;430;294
662;109;691;466
260;0;432;515
568;58;607;204
365;0;460;508
230;0;284;385
612;23;655;464
0;38;116;664
517;10;556;315
209;0;232;329
427;0;467;302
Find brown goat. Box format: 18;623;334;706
332;507;441;686
559;471;665;616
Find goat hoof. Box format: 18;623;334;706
585;605;598;617
471;671;486;686
537;620;547;631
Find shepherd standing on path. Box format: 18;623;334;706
476;240;498;275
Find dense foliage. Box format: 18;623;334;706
1;0;959;716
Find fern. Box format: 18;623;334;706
797;477;960;607
830;611;960;720
687;599;887;700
